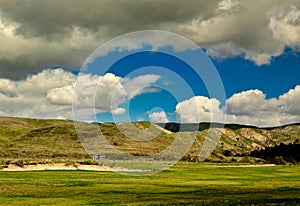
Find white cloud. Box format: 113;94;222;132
0;69;75;119
278;85;300;115
73;72;161;119
0;79;16;97
73;73;101;110
206;42;243;60
175;85;300;127
111;107;126;115
175;96;224;123
225;86;300;126
95;73;126;110
225;90;279;126
19;69;75;95
226;89;270;116
73;73;161;114
0;68;161;120
149;111;169;123
46;85;74;105
122;74;161;99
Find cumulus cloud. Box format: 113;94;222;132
0;68;161;119
71;72;161;117
226;90;274;116
122;74;161;99
231;85;300;126
111;108;126;115
0;69;75;119
94;73;161;111
46;85;74;105
0;0;300;78
278;85;300;115
0;79;16;97
176;96;224;123
95;73;126;110
175;85;300;127
73;73;160;116
149;111;169;123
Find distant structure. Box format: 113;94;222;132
92;154;105;161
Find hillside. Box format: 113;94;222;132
0;117;299;168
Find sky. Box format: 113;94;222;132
0;0;300;127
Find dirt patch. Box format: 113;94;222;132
0;163;145;172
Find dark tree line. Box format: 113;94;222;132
249;143;300;164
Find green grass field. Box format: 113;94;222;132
0;163;299;205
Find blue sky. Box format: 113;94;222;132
213;48;300;99
77;42;300;124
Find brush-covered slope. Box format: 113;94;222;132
0;117;87;164
0;117;299;167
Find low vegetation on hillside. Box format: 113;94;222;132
0;117;299;168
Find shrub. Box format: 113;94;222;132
230;157;237;163
15;160;25;167
223;150;233;157
273;156;286;165
80;159;99;165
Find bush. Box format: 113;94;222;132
273;156;286;165
223;150;233;157
15;160;25;167
230;157;237;163
80;159;99;165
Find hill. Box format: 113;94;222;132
0;117;299;168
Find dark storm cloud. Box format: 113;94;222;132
0;0;299;79
1;0;218;39
0;0;219;79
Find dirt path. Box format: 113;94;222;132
0;163;145;172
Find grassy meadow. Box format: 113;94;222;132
0;163;299;205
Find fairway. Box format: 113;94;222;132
0;164;299;205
